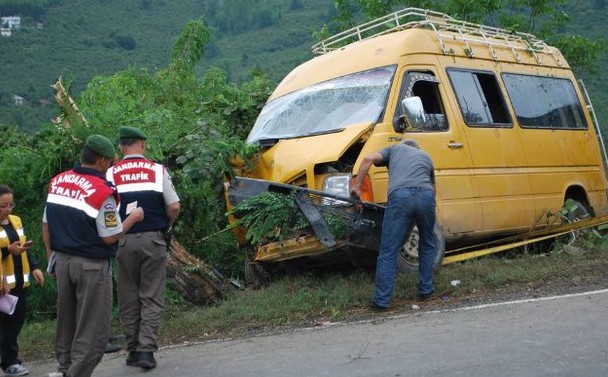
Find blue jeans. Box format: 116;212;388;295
372;187;436;307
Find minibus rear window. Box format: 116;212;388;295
502;73;588;130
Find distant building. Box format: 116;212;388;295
36;21;44;29
13;95;24;106
0;28;11;37
1;16;21;29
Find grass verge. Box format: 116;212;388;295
19;241;608;362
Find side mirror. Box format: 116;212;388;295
400;97;426;131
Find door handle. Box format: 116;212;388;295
448;141;464;149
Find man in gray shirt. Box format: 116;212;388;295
351;139;436;310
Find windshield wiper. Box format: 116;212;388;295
255;138;280;147
254;129;346;145
300;128;345;138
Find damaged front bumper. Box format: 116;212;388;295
225;177;385;263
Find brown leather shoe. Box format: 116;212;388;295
419;291;435;301
369;301;388;311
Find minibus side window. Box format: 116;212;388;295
395;71;448;132
502;73;588;130
448;69;511;127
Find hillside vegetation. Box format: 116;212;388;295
0;0;607;132
0;0;333;131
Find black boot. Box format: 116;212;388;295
137;352;157;369
125;351;141;366
104;342;121;353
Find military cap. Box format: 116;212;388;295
119;126;147;140
85;134;116;159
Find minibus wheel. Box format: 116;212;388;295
397;223;445;273
561;198;591;223
553;198;592;248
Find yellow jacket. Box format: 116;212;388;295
0;215;31;288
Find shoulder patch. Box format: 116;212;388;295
104;202;116;210
104;211;118;228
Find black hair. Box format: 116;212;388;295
81;145;103;164
119;137;140;147
0;184;13;196
403;139;420;148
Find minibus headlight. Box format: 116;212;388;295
322;174;352;198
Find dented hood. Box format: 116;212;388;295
254;122;372;184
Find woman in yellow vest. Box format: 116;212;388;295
0;185;44;376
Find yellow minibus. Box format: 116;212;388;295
225;8;608;281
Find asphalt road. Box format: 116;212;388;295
30;289;608;377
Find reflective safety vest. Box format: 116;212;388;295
107;157;169;233
0;215;31;288
46;166;120;259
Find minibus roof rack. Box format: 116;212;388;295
311;8;561;66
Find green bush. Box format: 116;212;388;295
0;19;272;318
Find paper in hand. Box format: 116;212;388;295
125;201;138;215
0;294;18;315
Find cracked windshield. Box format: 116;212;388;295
247;66;396;143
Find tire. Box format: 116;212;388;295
396;222;445;273
555;198;592;248
561;198;591;223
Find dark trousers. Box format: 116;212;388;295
0;286;26;370
373;187;436;307
117;231;166;353
55;253;112;377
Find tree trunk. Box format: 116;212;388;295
166;239;230;305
